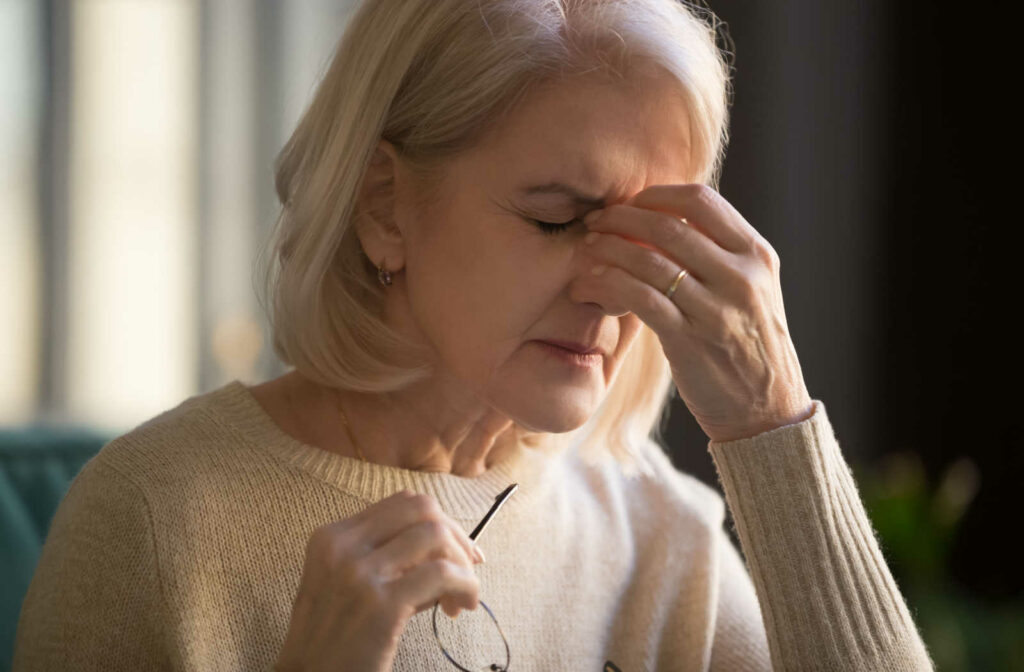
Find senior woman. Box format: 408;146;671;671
14;0;934;671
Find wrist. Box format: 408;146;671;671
707;400;815;443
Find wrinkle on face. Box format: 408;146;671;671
328;68;695;476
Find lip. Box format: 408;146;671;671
538;339;604;356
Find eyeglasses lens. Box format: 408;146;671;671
433;601;509;671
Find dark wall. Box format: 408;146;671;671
879;4;1017;599
663;1;1019;598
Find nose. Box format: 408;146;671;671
571;232;631;318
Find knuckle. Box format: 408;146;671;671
347;556;376;584
691;183;719;208
420;519;450;544
326;529;360;563
332;558;365;593
752;236;779;268
443;559;463;582
730;271;759;309
429;558;456;583
663;215;692;248
409;493;442;520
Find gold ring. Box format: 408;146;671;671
664;268;689;299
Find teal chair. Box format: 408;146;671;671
0;425;112;672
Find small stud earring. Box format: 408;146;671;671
377;259;393;287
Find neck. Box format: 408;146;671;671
294;371;523;477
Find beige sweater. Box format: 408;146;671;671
13;381;934;671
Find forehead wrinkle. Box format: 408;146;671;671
516;158;675;208
508;106;690;208
516;146;645;207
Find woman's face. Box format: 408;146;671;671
378;71;693;434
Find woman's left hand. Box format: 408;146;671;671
577;183;814;443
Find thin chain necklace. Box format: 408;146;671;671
332;390;368;463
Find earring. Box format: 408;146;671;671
377;259;393;287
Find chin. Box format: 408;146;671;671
503;396;599;434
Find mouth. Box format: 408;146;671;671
538;339;604;356
533;341;604;368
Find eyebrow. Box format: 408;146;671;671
517;182;606;207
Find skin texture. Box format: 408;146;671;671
252;70;692;477
252;66;813;476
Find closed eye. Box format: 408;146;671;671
531;218;580;236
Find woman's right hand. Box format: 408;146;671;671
274;489;485;672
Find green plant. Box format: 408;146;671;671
853;452;1024;671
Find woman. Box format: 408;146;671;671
14;0;935;670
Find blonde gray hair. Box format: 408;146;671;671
255;0;734;476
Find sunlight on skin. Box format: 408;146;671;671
254;69;693;476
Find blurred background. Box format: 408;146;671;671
1;1;1019;670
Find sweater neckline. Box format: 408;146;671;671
207;380;565;520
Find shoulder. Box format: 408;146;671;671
17;452;170;669
88;382;257;495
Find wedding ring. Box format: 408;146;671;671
664;268;689;299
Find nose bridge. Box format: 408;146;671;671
567;226;631;318
570;226;596;274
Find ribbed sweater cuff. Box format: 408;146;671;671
707;400;934;672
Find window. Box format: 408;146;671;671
1;0;354;432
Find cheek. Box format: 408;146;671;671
615;314;645;356
409;239;527;364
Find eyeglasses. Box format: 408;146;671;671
432;483;518;671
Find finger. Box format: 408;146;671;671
435;512;482;567
576;262;696;339
391;559;480;615
350;492;479;565
365;519;476;580
625;183;758;254
585;204;739;290
581;230;721;324
340;489;416;531
628;183;760;253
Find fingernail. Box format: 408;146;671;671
472;542;486;564
583;209;603;225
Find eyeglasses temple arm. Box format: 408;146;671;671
469;483;518;541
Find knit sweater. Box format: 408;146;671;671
12;381;934;671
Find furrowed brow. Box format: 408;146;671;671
517;182;606;208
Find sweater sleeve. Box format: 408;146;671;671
706;400;935;672
12;455;171;672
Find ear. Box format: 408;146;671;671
353;139;408;274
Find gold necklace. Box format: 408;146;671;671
332;390;368;463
